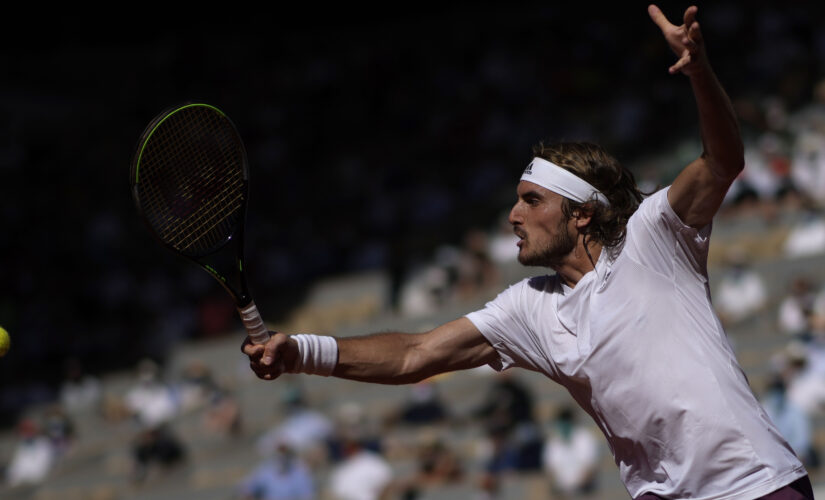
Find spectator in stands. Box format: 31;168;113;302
453;228;500;301
58;358;101;416
789;83;825;205
714;247;768;325
131;423;186;484
399;228;501;318
177;360;219;413
327;403;393;500
761;374;819;470
782;202;825;258
473;371;544;498
392;432;464;500
328;439;393;500
123;358;187;483
4;418;56;487
542;406;600;498
397;263;452;318
388;380;449;427
800;317;825;395
778;277;819;341
739;131;794;207
257;382;333;467
123;358;179;429
780;342;825;420
238;438;315;500
42;404;75;460
203;386;243;438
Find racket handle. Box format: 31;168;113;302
238;301;269;345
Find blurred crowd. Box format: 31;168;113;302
2;2;825;424
3;271;824;499
1;349;607;499
3;89;825;495
2;1;825;497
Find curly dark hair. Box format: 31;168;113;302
532;141;649;250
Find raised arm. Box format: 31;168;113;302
648;4;744;229
243;318;498;385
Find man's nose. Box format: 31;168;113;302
508;202;522;226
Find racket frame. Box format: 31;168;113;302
130;102;269;343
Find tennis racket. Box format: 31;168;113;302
130;102;269;345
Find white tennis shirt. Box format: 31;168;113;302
466;187;807;499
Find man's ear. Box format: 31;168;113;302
571;206;593;229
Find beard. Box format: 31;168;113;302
516;221;577;268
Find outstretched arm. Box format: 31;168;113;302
243;317;498;385
648;4;744;229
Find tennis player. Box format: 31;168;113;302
244;5;814;499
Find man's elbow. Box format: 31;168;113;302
703;151;744;183
729;145;745;176
727;156;745;181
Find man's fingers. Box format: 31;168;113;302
250;359;286;380
261;337;280;366
688;21;703;45
647;4;672;31
260;332;290;366
241;331;290;381
682;5;698;28
681;32;698;52
670;50;692;74
242;338;264;358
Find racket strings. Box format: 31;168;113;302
137;107;246;256
174;178;243;252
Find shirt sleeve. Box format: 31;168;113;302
623;186;712;278
465;278;549;373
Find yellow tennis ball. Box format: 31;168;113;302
0;327;9;357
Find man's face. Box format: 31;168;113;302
508;181;576;268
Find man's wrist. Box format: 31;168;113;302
289;334;338;376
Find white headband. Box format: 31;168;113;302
520;157;609;205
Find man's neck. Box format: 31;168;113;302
553;240;603;288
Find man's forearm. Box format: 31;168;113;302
332;332;431;385
690;62;744;179
331;318;495;385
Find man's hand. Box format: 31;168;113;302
242;332;298;380
648;4;707;76
649;3;743;229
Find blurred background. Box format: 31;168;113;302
2;1;825;498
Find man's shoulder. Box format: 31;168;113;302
482;274;558;309
632;186;670;218
624;185;674;235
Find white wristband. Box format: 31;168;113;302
290;334;338;377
